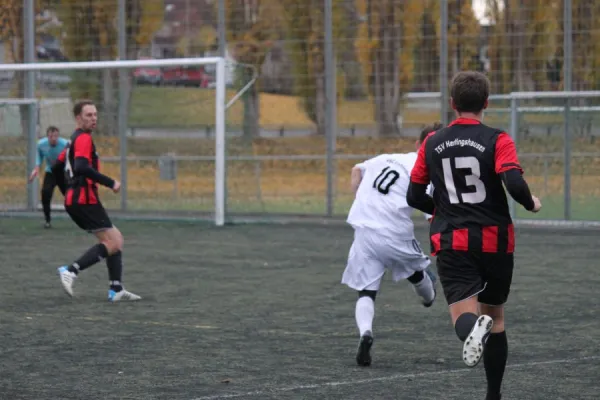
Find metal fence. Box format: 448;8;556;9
1;0;600;224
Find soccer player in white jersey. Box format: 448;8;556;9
342;123;442;367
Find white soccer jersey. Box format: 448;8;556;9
347;152;420;239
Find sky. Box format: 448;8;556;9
472;0;504;25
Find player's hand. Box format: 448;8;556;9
531;195;542;213
28;167;39;182
112;180;121;193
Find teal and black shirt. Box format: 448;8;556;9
36;137;69;173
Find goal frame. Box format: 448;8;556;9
0;57;227;226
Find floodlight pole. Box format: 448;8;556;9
24;0;37;211
118;0;128;211
324;0;337;216
563;0;572;220
440;0;449;125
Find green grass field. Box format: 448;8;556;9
0;219;599;399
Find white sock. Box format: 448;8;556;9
413;272;435;303
355;296;375;336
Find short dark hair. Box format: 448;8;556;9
419;122;443;143
46;125;59;135
73;100;95;117
450;71;490;113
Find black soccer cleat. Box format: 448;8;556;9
485;393;501;400
356;331;374;367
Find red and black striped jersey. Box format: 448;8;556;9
410;118;523;255
63;129;101;206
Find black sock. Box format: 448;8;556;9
454;312;479;342
407;270;424;284
484;331;508;398
107;251;123;292
68;243;108;274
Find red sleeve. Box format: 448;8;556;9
57;148;67;163
495;133;523;174
74;133;93;161
410;134;432;184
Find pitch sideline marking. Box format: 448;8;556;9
190;355;600;400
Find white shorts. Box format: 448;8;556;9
341;228;431;291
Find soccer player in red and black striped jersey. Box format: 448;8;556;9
407;72;541;400
53;100;141;302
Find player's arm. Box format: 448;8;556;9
73;135;116;188
29;140;43;181
350;164;364;194
407;137;435;215
423;183;434;222
495;133;541;212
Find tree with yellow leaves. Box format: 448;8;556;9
0;0;56;135
57;0;163;135
355;0;425;136
226;0;284;138
566;0;600;91
485;0;561;93
280;0;346;135
413;0;481;94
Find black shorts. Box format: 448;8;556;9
65;203;113;233
42;172;66;196
436;250;514;306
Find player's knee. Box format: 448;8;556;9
101;228;124;254
480;304;505;332
358;290;377;301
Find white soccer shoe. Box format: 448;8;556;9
57;266;77;297
108;289;142;302
463;315;493;367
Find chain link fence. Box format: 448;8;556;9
1;0;599;223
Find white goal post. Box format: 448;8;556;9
0;57;227;226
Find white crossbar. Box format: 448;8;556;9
0;57;222;72
0;98;38;105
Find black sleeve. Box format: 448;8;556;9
501;169;535;211
407;181;435;215
74;157;115;188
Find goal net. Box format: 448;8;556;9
0;57;227;225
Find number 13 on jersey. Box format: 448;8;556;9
442;156;486;204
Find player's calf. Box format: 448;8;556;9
95;227;141;301
356;290;376;336
450;298;493;368
480;304;508;400
41;186;53;225
355;290;376;366
407;269;436;307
